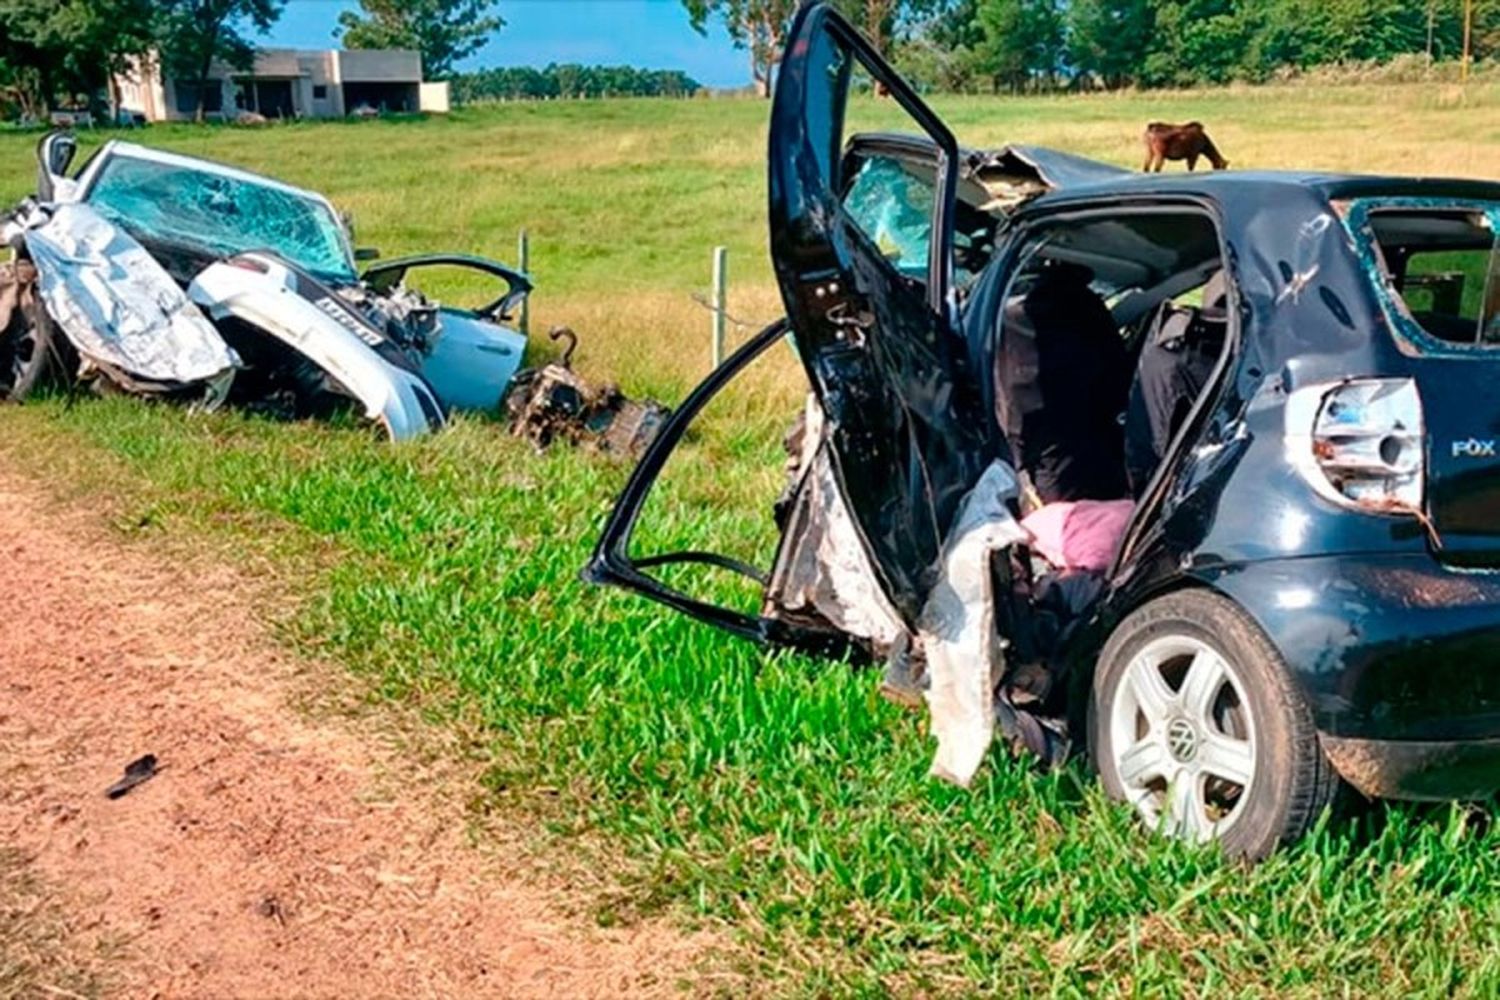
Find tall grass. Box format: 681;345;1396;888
5;82;1500;993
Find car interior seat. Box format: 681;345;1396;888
1123;270;1229;496
995;260;1132;505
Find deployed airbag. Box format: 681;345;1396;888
921;461;1029;787
20;202;237;393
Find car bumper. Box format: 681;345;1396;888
1199;553;1500;799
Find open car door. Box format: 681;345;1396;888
586;2;987;649
767;2;990;622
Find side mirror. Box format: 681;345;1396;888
354;247;380;262
36;132;78;202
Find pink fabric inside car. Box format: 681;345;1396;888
1020;499;1135;572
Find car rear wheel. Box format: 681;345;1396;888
1090;589;1340;860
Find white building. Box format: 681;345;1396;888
115;48;450;122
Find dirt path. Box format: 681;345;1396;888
0;472;716;999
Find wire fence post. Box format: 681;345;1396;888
517;228;530;337
711;245;728;368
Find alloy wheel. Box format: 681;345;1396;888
1106;634;1257;843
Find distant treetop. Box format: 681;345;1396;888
451;65;704;103
336;0;504;81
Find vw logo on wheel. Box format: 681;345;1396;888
1166;718;1199;762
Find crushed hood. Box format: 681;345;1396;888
19;202;238;391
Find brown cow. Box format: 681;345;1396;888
1142;121;1229;172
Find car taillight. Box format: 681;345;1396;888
1286;378;1424;511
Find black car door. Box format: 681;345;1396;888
768;2;990;622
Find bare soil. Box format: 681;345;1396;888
0;471;716;999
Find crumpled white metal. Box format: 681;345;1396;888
781;396;906;649
921;460;1029;788
20;202;238;393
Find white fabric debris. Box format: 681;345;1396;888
922;460;1029;787
21;202;237;389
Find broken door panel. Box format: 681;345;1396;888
769;2;992;624
587;319;882;657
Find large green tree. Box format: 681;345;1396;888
891;0;988;91
157;0;285;122
1139;0;1246;87
0;0;157;117
974;0;1064;92
336;0;504;80
1067;0;1153;88
681;0;798;96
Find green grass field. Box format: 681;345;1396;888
6;82;1500;995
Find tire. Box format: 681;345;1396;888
0;279;58;402
1089;589;1340;860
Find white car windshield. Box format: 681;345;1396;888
85;153;355;284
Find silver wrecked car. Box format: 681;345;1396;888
2;132;531;439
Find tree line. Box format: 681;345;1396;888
7;0;1499;122
686;0;1500;94
0;0;503;121
450;65;703;103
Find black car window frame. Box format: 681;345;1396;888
1341;197;1500;358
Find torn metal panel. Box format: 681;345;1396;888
762;396;905;652
19;203;237;396
968;144;1132;214
189;251;445;440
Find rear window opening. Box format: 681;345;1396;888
994;211;1231;517
1364;206;1500;347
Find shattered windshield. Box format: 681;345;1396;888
85;154;355;283
842;155;935;281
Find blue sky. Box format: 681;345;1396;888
260;0;751;88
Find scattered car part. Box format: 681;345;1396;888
104;753;160;799
504;327;669;456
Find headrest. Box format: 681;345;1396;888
1036;259;1095;287
1200;269;1229;322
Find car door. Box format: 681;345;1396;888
586;3;990;648
361;254;531;412
768;1;990;622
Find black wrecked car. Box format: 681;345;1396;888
589;2;1500;858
